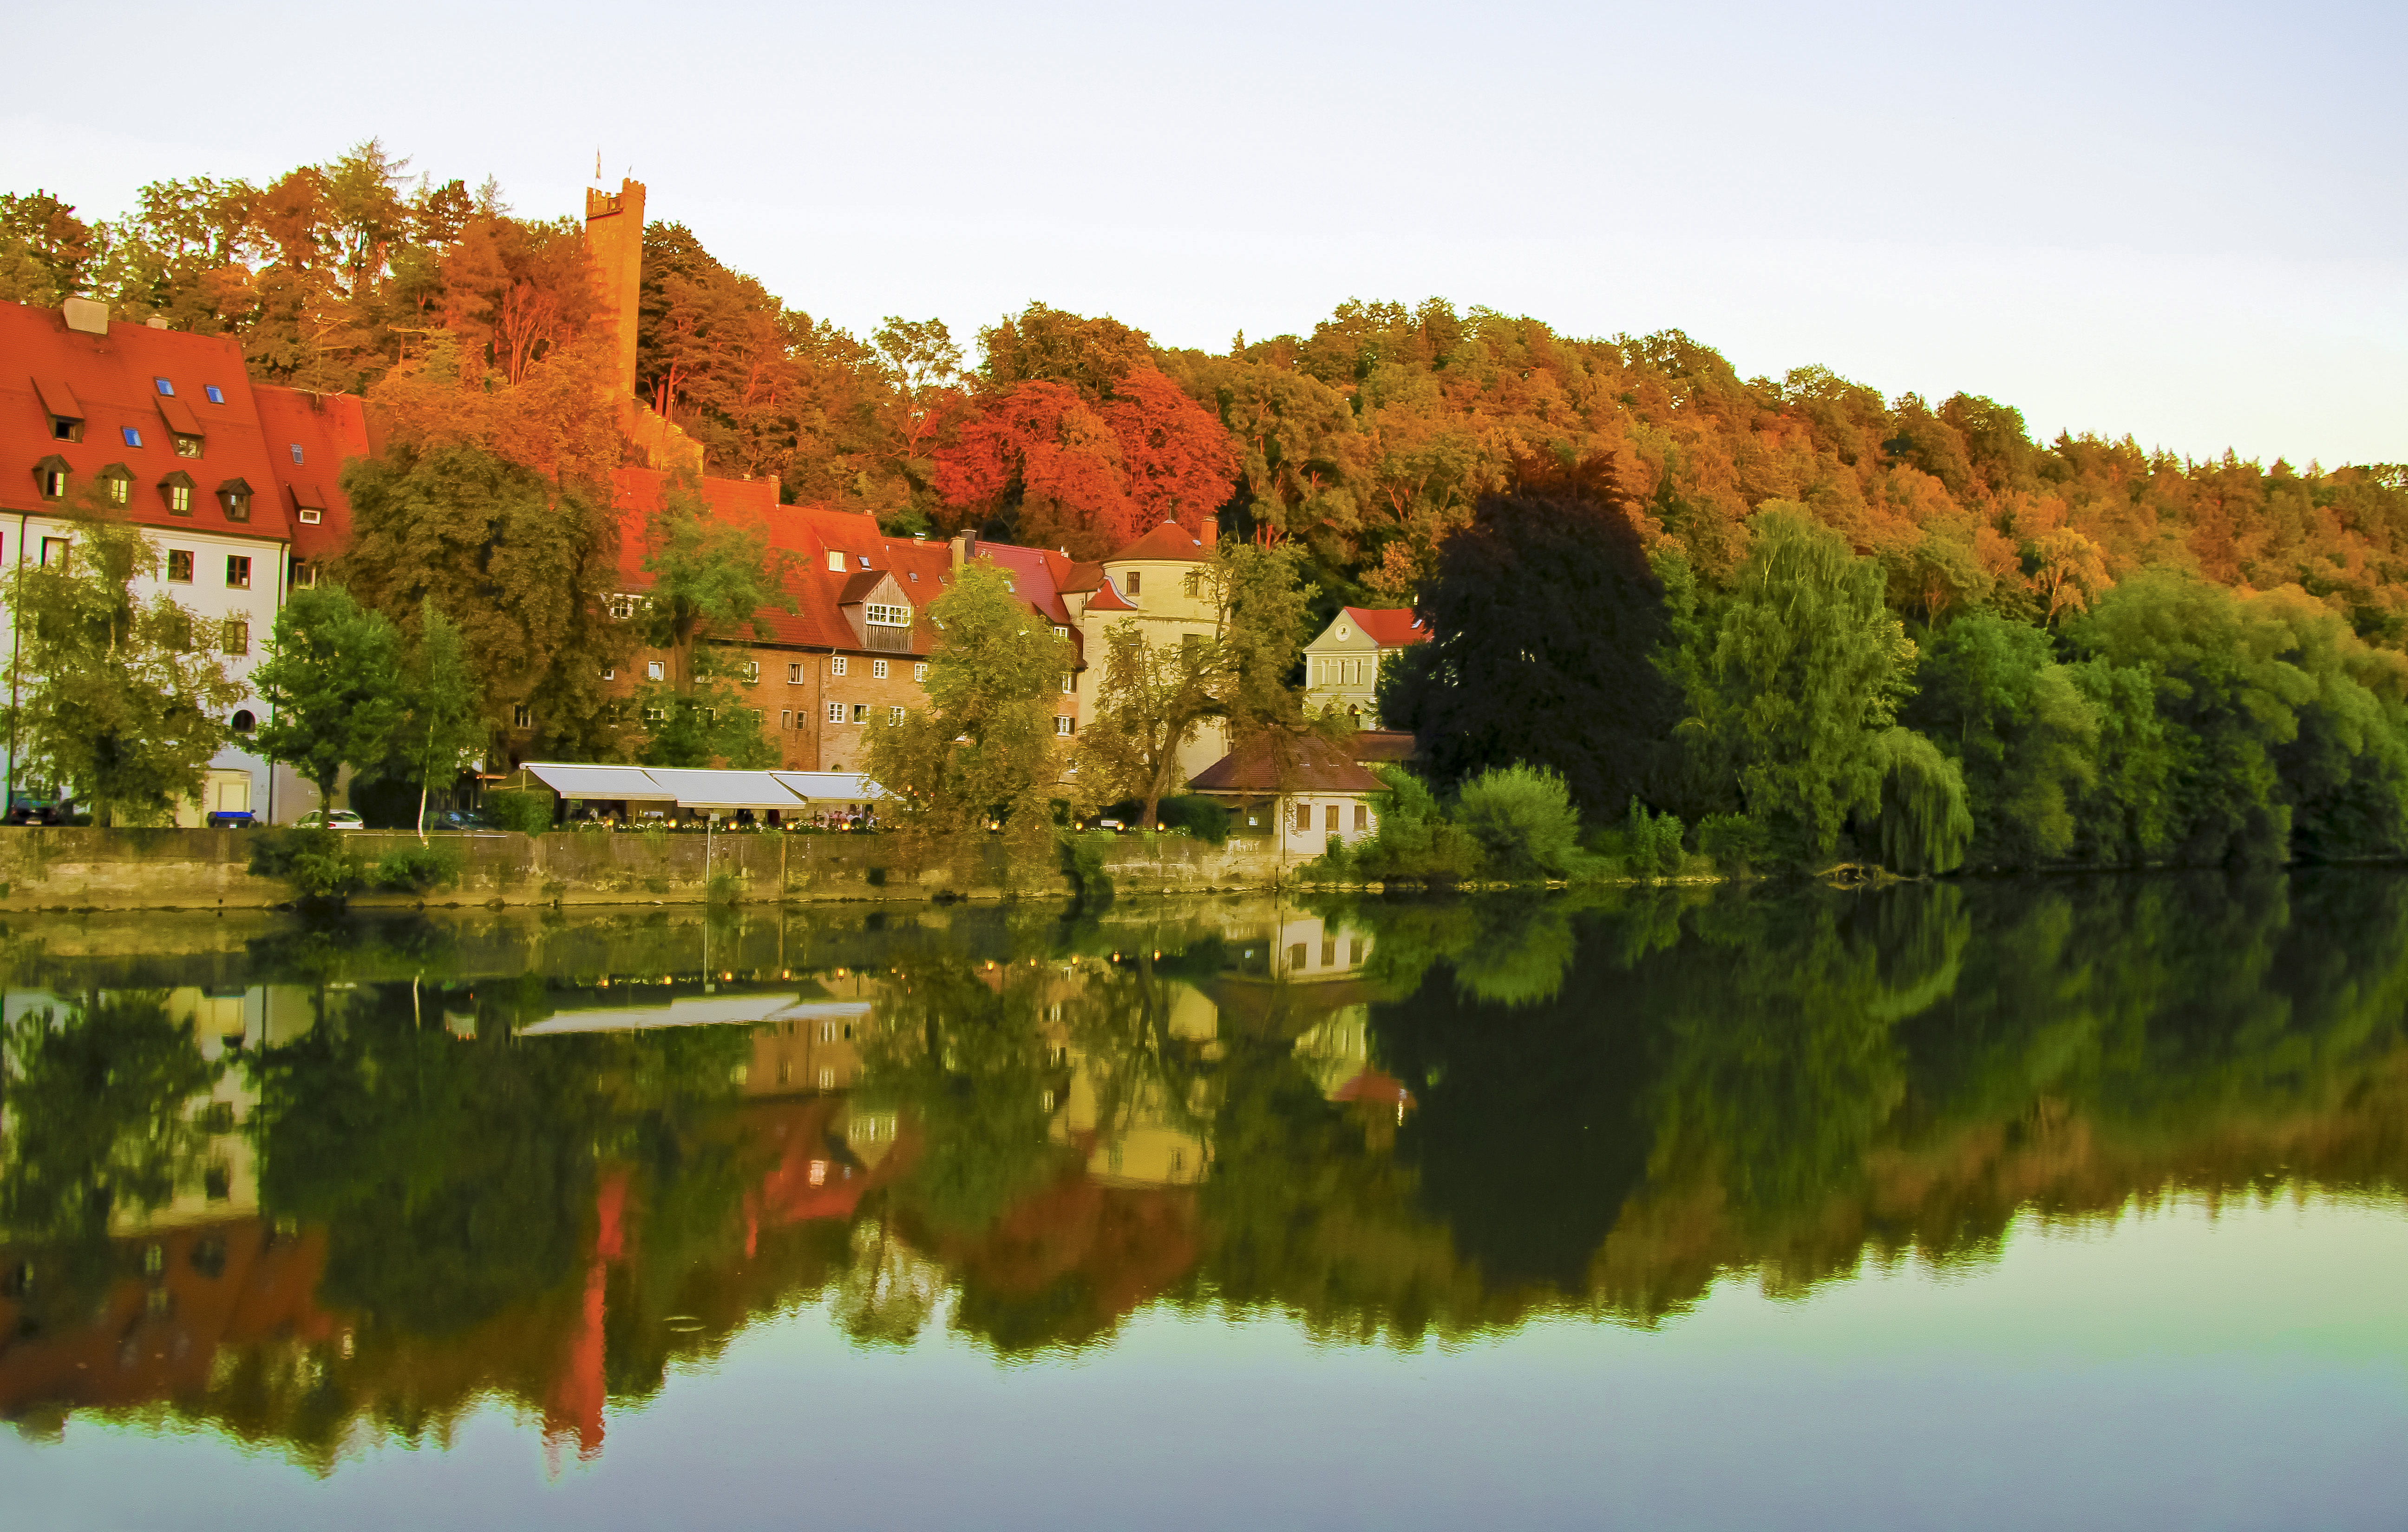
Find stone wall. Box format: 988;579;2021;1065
0;828;1295;912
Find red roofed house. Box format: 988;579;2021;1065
0;295;347;821
1049;518;1225;782
1302;606;1429;729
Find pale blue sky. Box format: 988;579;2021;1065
6;0;2399;466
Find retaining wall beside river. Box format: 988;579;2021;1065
0;827;1297;912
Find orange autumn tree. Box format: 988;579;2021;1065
935;367;1237;557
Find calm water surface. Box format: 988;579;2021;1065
1;876;2403;1530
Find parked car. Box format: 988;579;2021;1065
420;808;497;834
6;791;65;826
296;809;366;831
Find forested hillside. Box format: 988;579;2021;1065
7;143;2402;645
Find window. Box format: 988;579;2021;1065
1061;670;1075;693
1052;625;1068;639
154;377;175;397
818;1068;836;1090
1294;802;1312;832
1184;571;1201;597
294;561;318;589
1321;938;1335;967
220;619;249;656
864;602;909;627
204;385;224;404
172;435;202;458
851;704;869;723
1324;803;1340;832
297;507;320;525
826;701;844;725
1289;942;1307;970
1125;570;1141;596
913;662;928;682
889;705;904;726
1054;715;1073;737
646;660;665;681
50;416;79;442
1349;937;1364;965
164;478;192;514
218;481;251;521
742;660;760;684
780;709;792;731
1354;803;1370;830
513;704;532;728
166;549;194;583
34;456;68;500
831;656;847;676
225;555;251;589
601;666;614;680
39;537;69;568
230;709;255;734
123;427;144;448
826;550;846;572
788;662;804;684
607;594;636;620
871;658;888;679
289;443;304;464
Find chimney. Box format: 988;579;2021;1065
61;297;107;335
950;531;973;571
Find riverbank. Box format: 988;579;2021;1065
0;827;1299;912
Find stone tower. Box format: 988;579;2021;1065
583;177;646;403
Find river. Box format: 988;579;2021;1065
1;875;2402;1529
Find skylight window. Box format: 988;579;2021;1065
859;555;871;569
122;427;143;448
289;444;303;464
204;386;224;405
154;378;175;397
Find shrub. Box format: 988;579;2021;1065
1154;794;1230;844
372;842;460;893
247;827;363;900
482;790;555;834
1624;798;1686;879
1058;831;1115;907
1339;766;1485;884
1698;812;1772;876
1454;764;1582;880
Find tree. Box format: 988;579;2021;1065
1454;763;1583;880
1382;458;1685;820
390;600;486;842
1904;612;2100;866
865;562;1069;847
251;584;406;809
1674;505;1920;861
626;474;795;769
333;442;626;756
3;510;241;825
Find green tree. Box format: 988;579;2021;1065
333;442;627;756
390;600;487;841
1453;763;1583;880
251;584;406;808
1904;612;2100;865
3;510;241;824
1674;506;1920;861
865;562;1068;849
628;473;795;768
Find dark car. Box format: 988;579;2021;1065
7;792;65;826
420;808;498;834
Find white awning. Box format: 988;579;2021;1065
771;771;886;802
521;763;677;803
642;769;808;811
518;996;872;1036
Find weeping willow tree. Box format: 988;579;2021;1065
1863;727;1973;874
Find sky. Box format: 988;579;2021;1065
4;0;2401;467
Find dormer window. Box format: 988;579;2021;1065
35;376;83;441
172;435;202;458
159;470;196;515
826;550;846;572
290;482;327;527
154;378;176;397
98;463;133;507
34;455;69;501
216;478;253;522
864;602;911;627
607;594;637;620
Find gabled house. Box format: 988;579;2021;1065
1302;606;1429;727
1185;731;1388;855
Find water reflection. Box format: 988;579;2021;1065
1;877;2404;1467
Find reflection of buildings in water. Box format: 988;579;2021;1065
1228;911;1375;984
1049;978;1217;1188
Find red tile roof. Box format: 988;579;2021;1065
1348;730;1417;763
1342;606;1429;647
1109;520;1209;563
253;386;370;564
1187;731;1388;795
1083;576;1137;613
0;300;292;544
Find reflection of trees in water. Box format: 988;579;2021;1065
1;991;221;1330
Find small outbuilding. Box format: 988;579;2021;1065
1186;733;1389;856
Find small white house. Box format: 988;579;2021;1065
1186;733;1389;857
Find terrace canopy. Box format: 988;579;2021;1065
519;763;677;803
640;769;810;813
